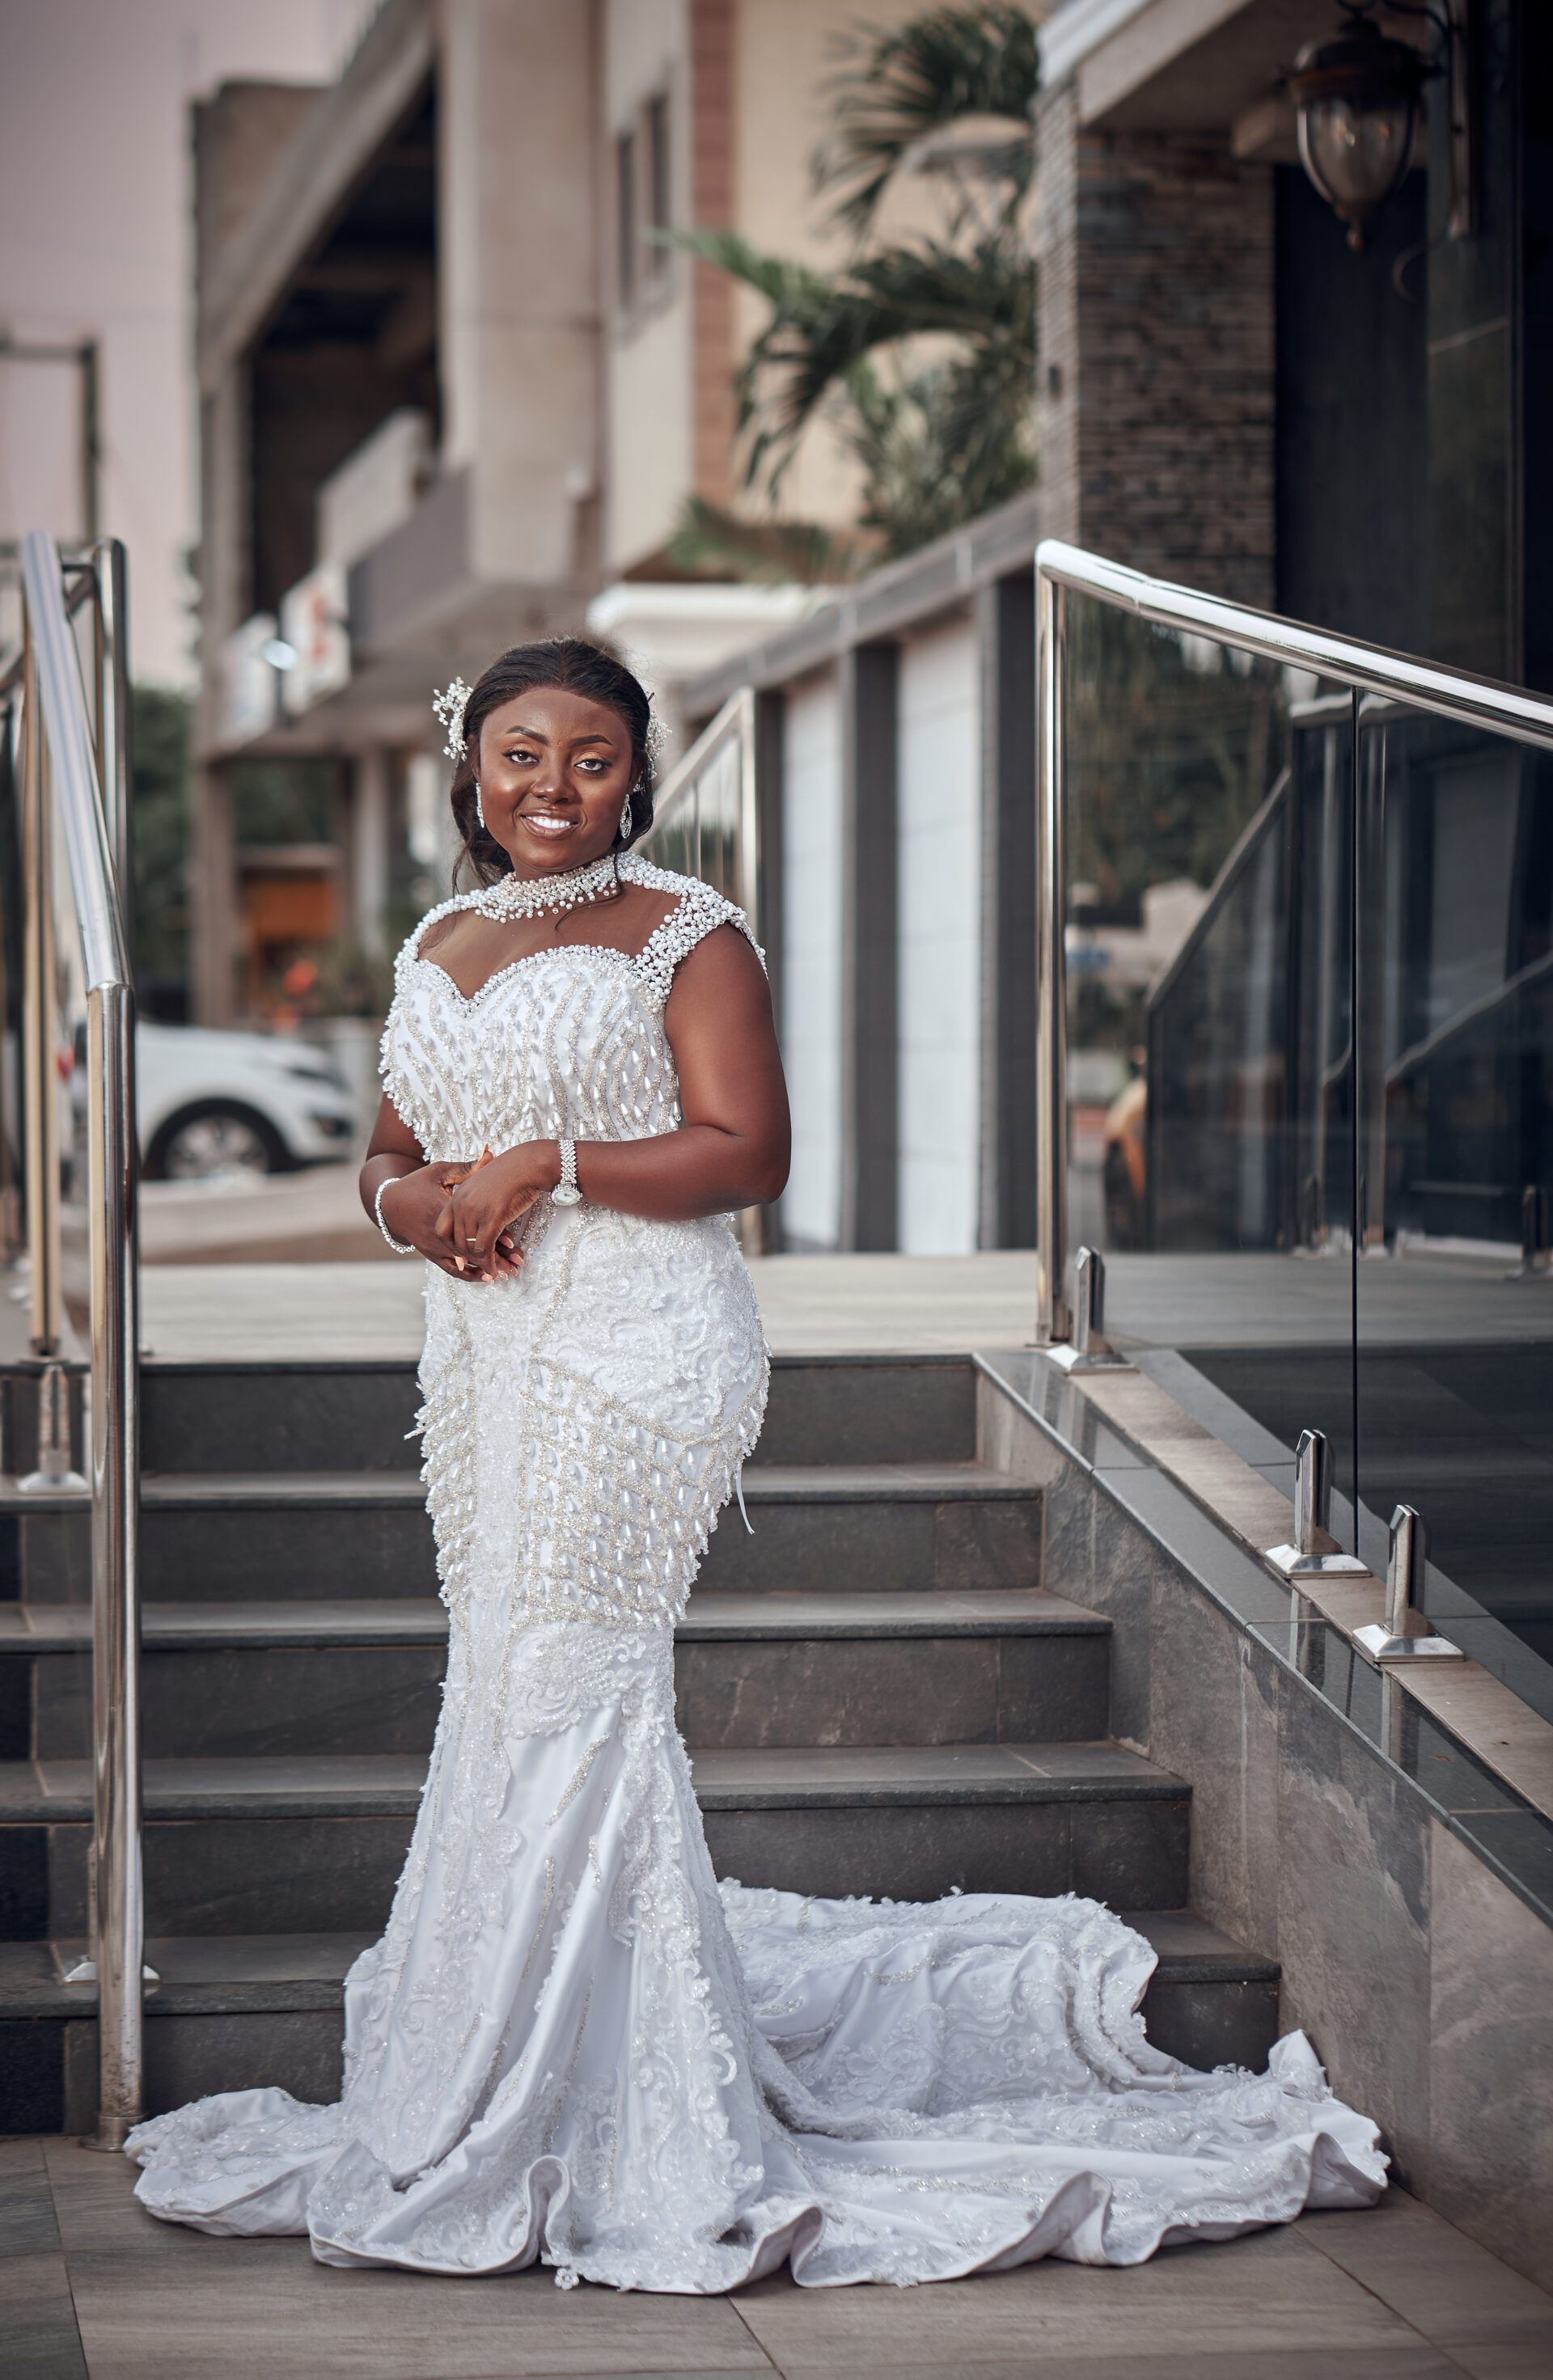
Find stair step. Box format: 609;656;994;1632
0;1741;1188;1938
3;1593;1111;1761
1;1462;1043;1603
0;1906;1278;2133
125;1353;980;1477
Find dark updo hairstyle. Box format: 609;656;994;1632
448;637;657;888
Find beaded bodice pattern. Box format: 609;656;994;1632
379;855;757;1167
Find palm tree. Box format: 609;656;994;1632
666;5;1039;571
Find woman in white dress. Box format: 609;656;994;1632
129;640;1386;2286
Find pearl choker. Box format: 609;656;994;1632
473;854;620;920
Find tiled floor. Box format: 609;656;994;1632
6;2137;1551;2380
124;1243;1553;1369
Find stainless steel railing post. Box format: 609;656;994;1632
19;626;62;1361
20;531;143;2143
91;538;133;925
1035;563;1070;1343
85;979;142;2146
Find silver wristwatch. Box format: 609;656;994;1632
553;1138;582;1207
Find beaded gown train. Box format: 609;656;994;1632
128;858;1386;2286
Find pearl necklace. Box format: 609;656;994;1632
473;854;620;920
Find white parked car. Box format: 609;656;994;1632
126;1023;358;1178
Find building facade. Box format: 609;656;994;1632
187;0;927;1029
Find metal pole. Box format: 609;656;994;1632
79;339;100;545
20;531;144;2139
83;979;142;2145
91;539;133;919
1035;564;1070;1343
19;630;61;1359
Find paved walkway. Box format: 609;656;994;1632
6;2138;1551;2379
132;1237;1553;1365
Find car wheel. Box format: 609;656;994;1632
146;1102;290;1182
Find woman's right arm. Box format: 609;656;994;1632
359;1098;518;1275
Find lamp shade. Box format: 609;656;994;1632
1289;18;1425;250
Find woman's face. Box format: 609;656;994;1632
475;686;637;877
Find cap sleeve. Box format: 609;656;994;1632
623;860;764;1010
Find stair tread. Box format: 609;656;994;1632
0;1588;1104;1655
0;1739;1186;1822
0;1909;1276;2019
688;1741;1186;1806
129;1461;1039;1508
679;1589;1102;1638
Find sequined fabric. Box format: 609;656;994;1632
127;864;1386;2286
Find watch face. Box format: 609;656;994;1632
552;1184;582;1206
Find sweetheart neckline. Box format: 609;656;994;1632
408;941;645;1009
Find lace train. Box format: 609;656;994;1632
129;1617;1385;2287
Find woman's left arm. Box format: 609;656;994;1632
447;925;790;1270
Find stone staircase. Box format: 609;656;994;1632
0;1354;1278;2134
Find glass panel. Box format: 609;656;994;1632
645;780;696;882
697;739;741;904
1063;593;1363;1545
1353;706;1553;1723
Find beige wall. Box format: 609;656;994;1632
731;0;934;531
603;0;965;573
603;0;692;569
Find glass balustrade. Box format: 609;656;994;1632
1042;546;1553;1731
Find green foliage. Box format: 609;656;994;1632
812;4;1039;239
1065;600;1282;907
129;685;191;992
666;494;863;584
666;4;1039;575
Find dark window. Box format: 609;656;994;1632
645;91;671;277
616;129;637;306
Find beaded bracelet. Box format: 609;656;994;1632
374;1175;417;1254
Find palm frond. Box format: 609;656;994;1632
812;6;1040;239
666;495;866;585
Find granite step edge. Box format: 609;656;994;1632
0;1587;1108;1655
0;1910;1275;2021
0;1742;1187;1823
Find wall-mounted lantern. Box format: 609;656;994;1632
1288;7;1429;251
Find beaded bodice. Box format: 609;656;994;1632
379;856;756;1164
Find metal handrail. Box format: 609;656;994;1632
637;688;760;925
1033;539;1553;1346
15;531;142;2145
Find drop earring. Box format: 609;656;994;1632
475;780;487;832
619;789;634;839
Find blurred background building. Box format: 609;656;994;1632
3;0;1547;1248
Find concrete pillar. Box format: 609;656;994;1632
1034;80;1276;607
839;643;899;1253
439;0;600;591
351;748;391;956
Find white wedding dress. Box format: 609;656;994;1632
129;858;1386;2286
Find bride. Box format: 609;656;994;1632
129;639;1385;2286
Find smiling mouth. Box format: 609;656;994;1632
519;811;576;837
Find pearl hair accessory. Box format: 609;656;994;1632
432;676;473;763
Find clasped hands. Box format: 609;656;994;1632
378;1140;561;1279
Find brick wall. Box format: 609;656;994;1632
1035;78;1275;609
691;0;736;508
